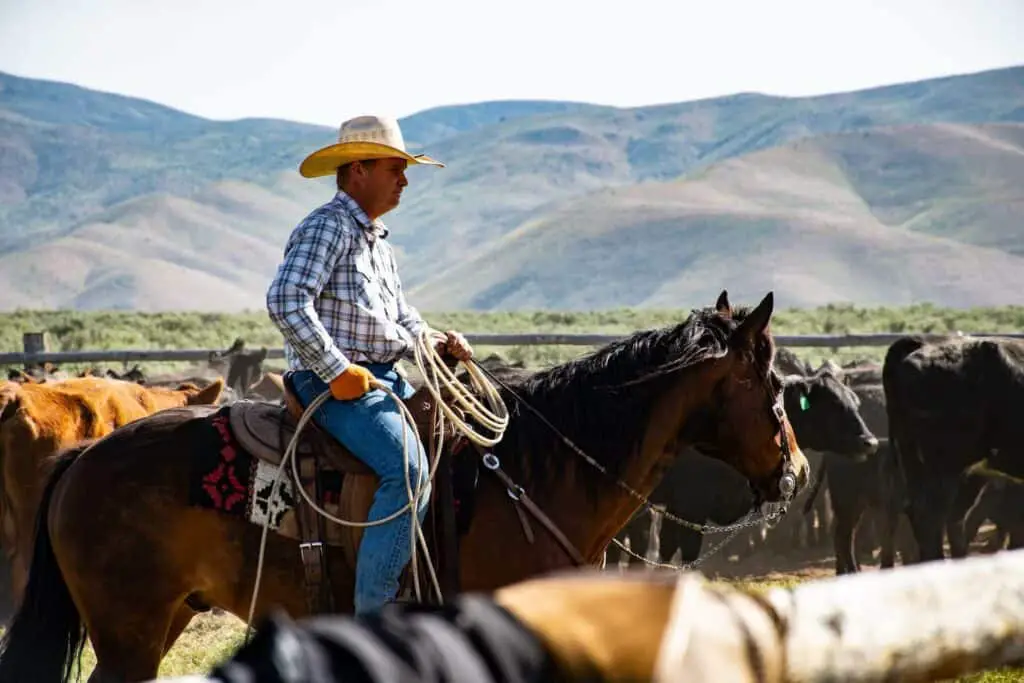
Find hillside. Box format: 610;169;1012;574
0;69;601;248
0;65;1022;310
409;123;1024;310
386;64;1024;282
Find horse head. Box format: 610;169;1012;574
676;290;809;504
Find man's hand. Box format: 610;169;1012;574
431;329;474;362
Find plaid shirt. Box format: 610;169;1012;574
266;191;429;382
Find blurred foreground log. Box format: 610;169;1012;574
151;550;1024;682
654;549;1024;682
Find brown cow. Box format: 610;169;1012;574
0;375;224;610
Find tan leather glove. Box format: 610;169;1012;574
328;365;374;400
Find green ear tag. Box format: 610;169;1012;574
799;395;810;412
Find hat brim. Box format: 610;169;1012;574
298;141;444;178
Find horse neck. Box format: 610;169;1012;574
498;368;709;562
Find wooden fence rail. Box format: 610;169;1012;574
2;331;1023;366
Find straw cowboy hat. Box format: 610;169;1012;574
298;114;444;178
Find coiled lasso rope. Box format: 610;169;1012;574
245;329;510;639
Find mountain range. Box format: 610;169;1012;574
0;65;1022;311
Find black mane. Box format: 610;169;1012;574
484;304;770;500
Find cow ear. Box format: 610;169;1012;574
784;377;811;413
798;386;811;412
190;378;224;406
0;384;22;423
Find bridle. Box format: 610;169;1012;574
764;399;798;503
469;354;800;562
686;364;798;508
761;362;799;504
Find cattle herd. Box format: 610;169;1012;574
614;338;1024;582
4;332;1024;591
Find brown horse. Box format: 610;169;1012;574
0;290;809;683
0;376;225;609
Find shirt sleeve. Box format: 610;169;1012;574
392;249;429;341
266;211;353;383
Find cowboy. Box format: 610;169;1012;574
265;114;474;616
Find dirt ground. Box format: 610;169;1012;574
615;519;1007;586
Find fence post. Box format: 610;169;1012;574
21;332;48;366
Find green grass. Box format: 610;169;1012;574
2;304;1023;375
60;612;248;681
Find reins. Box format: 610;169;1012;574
472;362;796;536
243;332;798;639
597;359;802;571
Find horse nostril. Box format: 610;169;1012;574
863;435;879;449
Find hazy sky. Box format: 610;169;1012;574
1;0;1022;127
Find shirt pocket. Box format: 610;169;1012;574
351;249;383;307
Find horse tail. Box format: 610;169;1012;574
0;442;92;683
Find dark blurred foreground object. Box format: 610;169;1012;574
206;596;554;683
154;551;1024;683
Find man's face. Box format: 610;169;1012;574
362;157;409;217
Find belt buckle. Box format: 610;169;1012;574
299;541;324;562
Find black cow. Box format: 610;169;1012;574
208;338;272;397
617;364;879;566
804;373;906;575
821;437;916;573
883;334;1024;563
964;475;1024;552
776;347;812;375
817;377;1011;574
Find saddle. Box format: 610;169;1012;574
226;370;464;616
227;381;374;477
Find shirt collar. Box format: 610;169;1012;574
333;190;389;240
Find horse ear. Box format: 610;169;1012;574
715;290;731;316
732;291;774;349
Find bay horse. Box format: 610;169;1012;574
0;290;809;683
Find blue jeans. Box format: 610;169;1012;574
289;364;430;616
